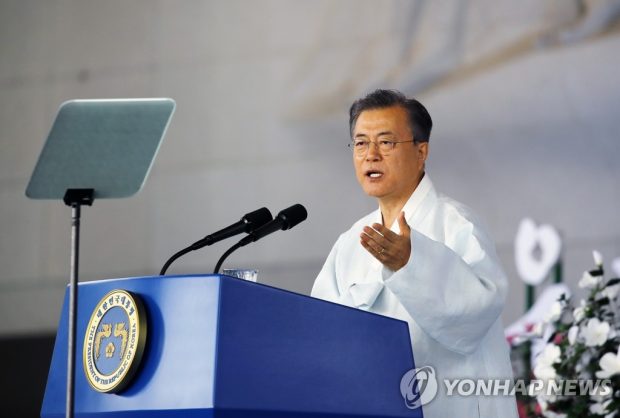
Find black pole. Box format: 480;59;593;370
525;284;535;311
66;203;80;418
554;259;563;283
63;189;93;418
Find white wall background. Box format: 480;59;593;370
1;0;619;335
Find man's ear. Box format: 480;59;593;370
417;142;429;162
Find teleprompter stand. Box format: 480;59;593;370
63;188;93;418
26;98;175;418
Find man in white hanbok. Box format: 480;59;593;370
312;90;518;418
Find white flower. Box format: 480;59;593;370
545;301;563;322
568;325;579;345
582;318;610;347
593;250;604;267
573;300;586;322
589;399;612;415
538;343;562;366
579;271;601;289
534;344;561;380
534;364;557;380
543;410;567;418
596;346;620;379
543;411;567;418
591;392;612;403
601;284;620;300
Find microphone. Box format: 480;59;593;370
213;204;308;274
238;204;307;247
190;207;272;250
159;207;273;275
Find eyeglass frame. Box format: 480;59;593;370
348;138;417;157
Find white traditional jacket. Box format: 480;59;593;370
311;175;518;418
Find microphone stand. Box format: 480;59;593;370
213;241;244;274
160;246;194;275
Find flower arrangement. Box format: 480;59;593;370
532;251;620;417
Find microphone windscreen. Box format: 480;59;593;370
244;207;272;229
279;204;307;230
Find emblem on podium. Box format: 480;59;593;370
83;289;147;393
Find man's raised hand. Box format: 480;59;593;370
360;211;411;271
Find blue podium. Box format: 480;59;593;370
41;275;422;417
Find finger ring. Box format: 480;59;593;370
379;247;385;255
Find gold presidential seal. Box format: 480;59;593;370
83;289;147;393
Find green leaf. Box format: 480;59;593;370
605;278;620;287
589;267;604;277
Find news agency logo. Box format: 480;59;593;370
399;365;612;409
399;366;438;409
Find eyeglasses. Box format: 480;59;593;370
348;139;415;157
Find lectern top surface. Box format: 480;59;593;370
26;98;175;199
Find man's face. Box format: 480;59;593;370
352;106;428;203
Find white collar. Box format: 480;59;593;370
373;173;434;233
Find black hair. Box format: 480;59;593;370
349;89;432;143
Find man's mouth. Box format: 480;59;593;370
365;170;383;179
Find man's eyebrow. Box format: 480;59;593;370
354;131;396;139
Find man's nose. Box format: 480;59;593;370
365;142;381;160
